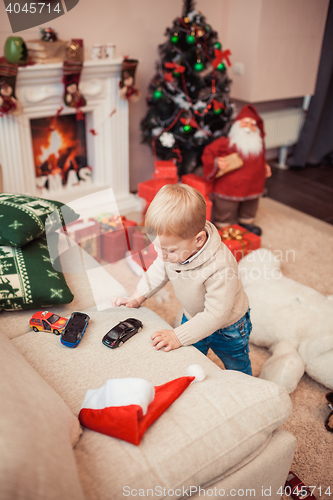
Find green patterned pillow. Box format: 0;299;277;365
0;193;79;247
0;234;74;311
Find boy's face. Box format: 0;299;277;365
152;232;206;263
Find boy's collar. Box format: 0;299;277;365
178;232;209;265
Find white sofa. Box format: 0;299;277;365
0;245;296;500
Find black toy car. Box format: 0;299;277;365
102;318;143;349
61;312;90;348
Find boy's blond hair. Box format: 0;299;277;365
145;184;206;239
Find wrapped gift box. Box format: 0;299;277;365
153;160;178;181
218;224;261;262
181;173;213;197
130;228;157;272
101;218;137;263
64;219;102;262
138;178;178;203
26;39;67;63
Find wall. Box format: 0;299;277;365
224;0;329;102
0;0;329;191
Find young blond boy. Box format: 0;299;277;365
111;184;252;375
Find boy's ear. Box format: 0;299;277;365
195;230;207;247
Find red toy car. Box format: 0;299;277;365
30;311;68;335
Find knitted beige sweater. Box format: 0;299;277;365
137;221;249;346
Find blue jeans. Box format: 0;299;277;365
181;309;253;375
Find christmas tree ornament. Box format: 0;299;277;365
205;24;211;32
217;62;226;71
62;39;86;112
4;36;28;64
183;124;192;132
0;57;22;116
194;61;204;72
214;42;221;50
119;57;141;103
186;33;196;45
194;49;204;72
183;16;190;23
196;26;205;38
171;33;179;44
40;27;58;42
159;131;176;148
153;88;163;100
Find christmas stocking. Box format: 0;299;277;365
0;57;22;116
119;57;141;103
79;365;205;445
62;39;86;113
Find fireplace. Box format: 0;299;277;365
31;113;91;192
0;58;141;216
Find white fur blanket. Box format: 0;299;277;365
239;249;333;393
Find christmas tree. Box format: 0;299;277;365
141;0;234;176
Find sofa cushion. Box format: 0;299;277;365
0;233;74;311
12;306;293;500
0;192;79;247
0;330;84;500
0;241;128;339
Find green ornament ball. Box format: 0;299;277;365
186;34;196;45
214;42;221;49
213;108;222;115
173;71;181;77
171;34;179;44
205;24;211;32
183;124;192;133
4;36;28;64
217;62;226;71
194;61;204;72
153;89;163;100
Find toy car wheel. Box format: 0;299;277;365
32;326;38;332
53;329;60;335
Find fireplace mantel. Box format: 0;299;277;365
0;58;141;216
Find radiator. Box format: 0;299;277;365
260;108;304;149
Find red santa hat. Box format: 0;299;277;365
234;105;265;139
78;365;206;445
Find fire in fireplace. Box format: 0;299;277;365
30;113;92;192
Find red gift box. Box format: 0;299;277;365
130;228;157;271
218;224;261;262
181;173;213;197
64;219;102;262
138;178;178;203
101;218;137;263
153;160;178;181
205;197;212;221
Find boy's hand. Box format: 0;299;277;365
110;297;142;308
151;329;181;352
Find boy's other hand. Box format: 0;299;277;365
110;297;141;308
151;329;181;352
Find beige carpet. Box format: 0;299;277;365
104;198;333;499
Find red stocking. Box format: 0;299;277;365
0;57;22;116
62;40;86;115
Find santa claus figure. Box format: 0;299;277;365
202;105;271;235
